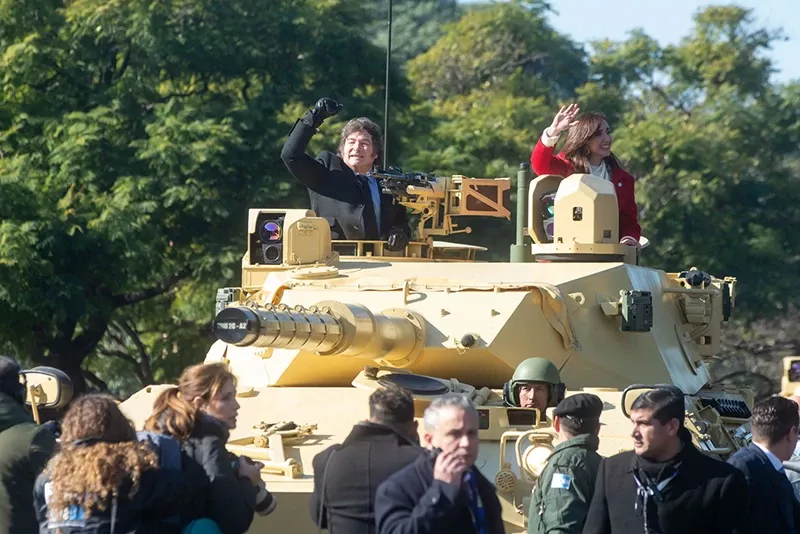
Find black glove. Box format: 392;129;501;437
302;97;343;129
386;229;409;252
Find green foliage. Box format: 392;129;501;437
0;0;401;391
408;1;586;100
0;0;797;395
369;0;462;64
601;6;800;315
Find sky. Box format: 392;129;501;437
459;0;799;83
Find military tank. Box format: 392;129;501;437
120;165;753;534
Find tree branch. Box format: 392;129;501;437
83;369;109;392
111;265;192;307
119;320;155;384
651;84;693;118
115;49;131;83
101;348;147;385
70;315;111;361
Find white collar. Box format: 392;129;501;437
754;441;785;471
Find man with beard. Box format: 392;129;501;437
583;386;751;534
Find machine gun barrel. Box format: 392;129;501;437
212;301;426;367
368;169;437;196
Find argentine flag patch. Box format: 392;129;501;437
550;473;572;490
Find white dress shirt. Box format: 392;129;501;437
754;441;786;472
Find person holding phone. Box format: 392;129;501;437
374;393;504;534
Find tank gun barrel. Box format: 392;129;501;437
212;301;426;367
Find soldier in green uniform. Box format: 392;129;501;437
503;358;565;416
527;393;603;534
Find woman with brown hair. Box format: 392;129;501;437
530;103;642;246
144;362;275;534
32;394;198;533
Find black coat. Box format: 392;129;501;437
375;453;505;534
0;393;55;534
280;119;409;241
583;444;751;534
727;443;800;534
310;421;422;534
33;456;198;533
180;414;258;534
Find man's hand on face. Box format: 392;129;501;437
432;449;469;487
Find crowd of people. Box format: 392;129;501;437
3;352;800;534
0;357;275;534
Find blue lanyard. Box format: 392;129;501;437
464;471;486;534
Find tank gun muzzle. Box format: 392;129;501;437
212;301;425;367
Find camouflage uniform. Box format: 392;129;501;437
527;392;604;534
527;433;602;534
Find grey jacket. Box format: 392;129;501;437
783;453;800;502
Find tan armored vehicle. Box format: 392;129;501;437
120;167;752;533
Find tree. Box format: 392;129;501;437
0;0;406;393
408;0;586;101
368;0;462;65
400;1;587;258
586;6;800;315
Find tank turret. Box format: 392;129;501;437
120;169;749;534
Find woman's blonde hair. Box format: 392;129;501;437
45;394;158;519
144;363;237;442
561;112;622;174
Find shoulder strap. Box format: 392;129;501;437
318;445;341;534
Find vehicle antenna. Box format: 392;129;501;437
383;0;393;170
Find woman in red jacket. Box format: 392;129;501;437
531;103;641;246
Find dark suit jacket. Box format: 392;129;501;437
375;453;504;534
310;422;422;534
584;444;751;534
280;119;409;241
727;443;800;534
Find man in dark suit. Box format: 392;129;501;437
310;386;422;534
281;97;410;251
728;396;800;534
583;386;751;534
374;393;504;534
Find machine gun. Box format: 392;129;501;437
367;167;511;242
368;167;437;197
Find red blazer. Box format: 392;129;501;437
530;139;641;241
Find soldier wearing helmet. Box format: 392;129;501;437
503;358;565;415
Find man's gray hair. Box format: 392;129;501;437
423;393;477;431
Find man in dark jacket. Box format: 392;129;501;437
528;393;603;534
0;356;56;534
782;394;800;501
375;393;504;534
583;386;751;534
728;396;800;533
310;386;422;534
281;97;410;250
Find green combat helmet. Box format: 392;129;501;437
503;357;565;408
